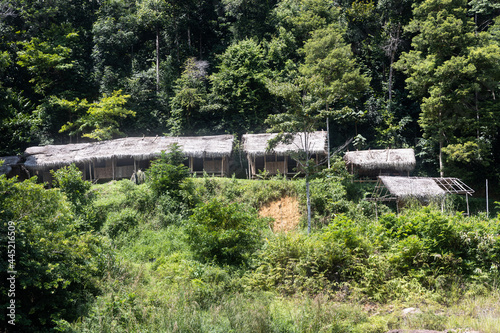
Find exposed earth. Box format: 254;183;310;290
259;196;301;232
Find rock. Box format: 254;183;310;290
401;307;423;316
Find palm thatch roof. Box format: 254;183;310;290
0;156;21;175
24;135;234;170
242;131;328;157
375;176;446;201
369;176;475;202
344;148;416;174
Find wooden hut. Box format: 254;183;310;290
344;148;416;178
23;135;234;183
242;131;328;178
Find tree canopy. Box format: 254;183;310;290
0;0;499;184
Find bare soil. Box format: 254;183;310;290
259;196;301;232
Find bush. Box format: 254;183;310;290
51;163;93;209
186;199;265;266
147;144;190;199
104;208;138;239
0;176;105;331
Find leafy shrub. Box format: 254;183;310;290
147;144;190;199
250;217;373;295
104;208;138;239
186;199;265;265
51;163;93;209
0;176;105;331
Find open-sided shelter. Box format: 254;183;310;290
368;176;475;214
24;135;234;183
344;148;416;178
242;131;328;178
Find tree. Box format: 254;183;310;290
265;76;324;235
206;39;272;134
0;175;105;331
299;22;371;134
146;143;189;199
136;0;172;93
266;20;369;234
186;198;264;265
16;32;78;97
59;90;135;141
169;57;208;134
394;0;500;177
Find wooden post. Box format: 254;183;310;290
247;156;252;179
134;159;137;173
189;157;193;173
284;156;287;177
466;193;470;216
221;157;224;177
89;162;92;181
264;155;267;174
112;157;115;180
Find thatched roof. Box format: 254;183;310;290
0;156;21;175
378;176;446;200
242;131;328;157
24;135;234;170
344;148;416;173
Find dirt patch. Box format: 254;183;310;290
259;196;301;232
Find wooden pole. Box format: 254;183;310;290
486;179;489;217
466;193;469;216
112;157;115;180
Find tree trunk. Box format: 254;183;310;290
156;27;160;93
306;178;311;235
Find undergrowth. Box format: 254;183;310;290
55;174;500;333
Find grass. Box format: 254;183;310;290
59;177;500;333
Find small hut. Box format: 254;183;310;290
344;148;416;178
242;131;328;178
368;176;475;214
24;135;234;183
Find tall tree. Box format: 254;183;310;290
169;57;209;134
136;0;172;93
206;39;272;134
394;0;500;176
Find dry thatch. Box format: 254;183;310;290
0;156;21;175
24;135;234;170
378;176;446;200
242;131;328;156
344;148;416;174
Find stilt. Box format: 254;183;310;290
466;193;470;216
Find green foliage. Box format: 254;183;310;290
59;90;135;141
51;164;92;208
206;39;273;133
16;33;76;96
146;144;190;199
0;175;106;331
169;57;208;135
186;199;265;266
103;208;138;239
